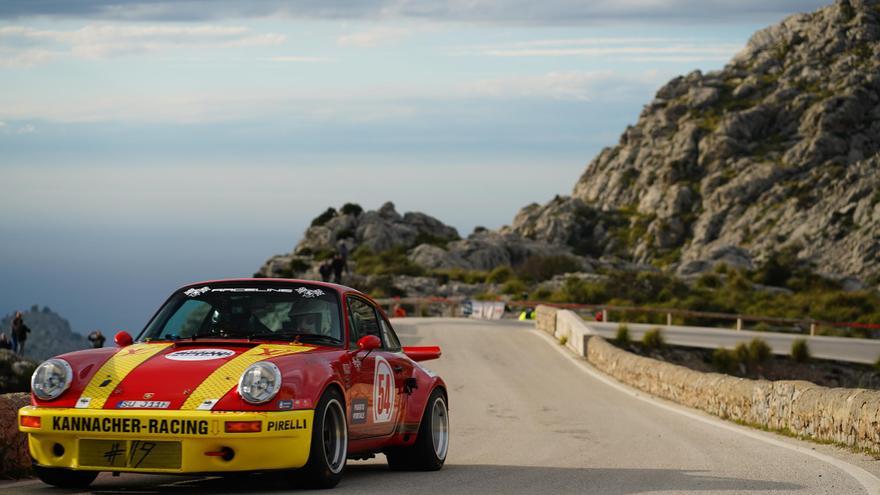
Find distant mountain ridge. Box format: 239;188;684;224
506;0;880;283
1;306;89;362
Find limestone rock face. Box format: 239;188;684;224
510;0;880;282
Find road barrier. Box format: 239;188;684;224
536;305;880;455
375;296;880;339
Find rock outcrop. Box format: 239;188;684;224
0;307;87;362
257;202;576;283
0;350;37;394
509;0;880;283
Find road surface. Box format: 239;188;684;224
586;320;880;364
4;318;880;494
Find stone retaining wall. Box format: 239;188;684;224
536;305;880;454
0;393;32;478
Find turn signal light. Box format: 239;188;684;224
225;421;261;433
20;416;41;429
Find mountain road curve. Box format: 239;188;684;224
584;320;880;365
4;317;880;494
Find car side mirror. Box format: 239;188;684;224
115;331;133;347
357;335;381;351
403;346;442;362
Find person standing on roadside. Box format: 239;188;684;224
11;311;31;356
88;330;106;348
331;253;347;284
319;261;333;282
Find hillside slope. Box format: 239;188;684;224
507;0;880;284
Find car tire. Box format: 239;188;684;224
33;464;99;488
386;388;448;471
298;387;348;488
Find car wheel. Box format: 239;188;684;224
298;387;347;488
33;464;99;488
386;388;448;471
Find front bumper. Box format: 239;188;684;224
19;406;314;473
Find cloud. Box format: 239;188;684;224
259;55;330;62
458;37;739;62
0;24;286;65
337;26;413;47
457;70;666;101
0;1;827;24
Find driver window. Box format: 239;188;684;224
348;298;381;348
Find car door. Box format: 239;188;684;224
346;296;402;439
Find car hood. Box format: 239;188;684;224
58;341;317;411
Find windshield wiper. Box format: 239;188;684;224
245;332;342;346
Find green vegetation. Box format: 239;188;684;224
642;328;665;350
340;202;363;216
310;207;337;227
351;246;424;277
540;251;880;334
712;348;738;374
712;338;772;375
791;339;811;363
516;255;582;282
486;266;513;284
288;258;310;274
615;324;631;345
559;335;569;346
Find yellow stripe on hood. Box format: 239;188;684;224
77;343;173;409
181;344;313;410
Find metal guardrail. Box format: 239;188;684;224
375;296;880;338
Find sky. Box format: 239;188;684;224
0;0;826;337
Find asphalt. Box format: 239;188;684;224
4;317;880;494
585;320;880;364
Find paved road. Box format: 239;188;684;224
5;318;880;494
586;320;880;364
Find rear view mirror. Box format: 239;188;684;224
403;346;442;362
357;335;381;351
114;331;133;347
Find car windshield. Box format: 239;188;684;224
139;284;343;344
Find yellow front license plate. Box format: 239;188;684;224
79;439;182;469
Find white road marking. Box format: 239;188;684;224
531;328;880;495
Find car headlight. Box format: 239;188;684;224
238;362;282;404
31;359;73;401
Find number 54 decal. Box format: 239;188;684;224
373;356;395;423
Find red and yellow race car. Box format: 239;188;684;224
19;279;449;489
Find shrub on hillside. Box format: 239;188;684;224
712;348;738;374
310;207;337;227
340;202;363;216
501;279;527;296
486;266;513;284
642;328;665;350
516;255;582;282
748;338;772;363
352;246;424;277
791;339;811;363
615;324;631;345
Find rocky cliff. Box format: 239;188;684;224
506;0;880;284
1;306;88;362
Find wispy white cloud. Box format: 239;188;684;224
0;24;287;66
0;68;669;125
337;26;413;48
259;55;330;63
459;37;739;62
458;70;666;101
0;1;827;25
